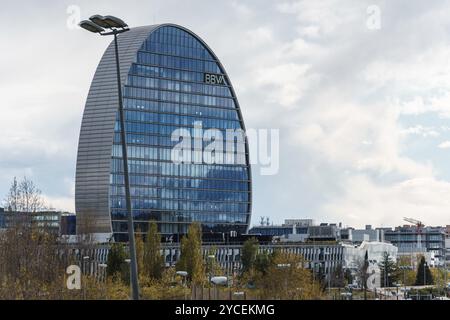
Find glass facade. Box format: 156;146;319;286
385;227;446;259
109;26;251;240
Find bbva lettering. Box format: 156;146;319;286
204;73;226;85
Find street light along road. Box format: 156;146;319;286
79;14;140;301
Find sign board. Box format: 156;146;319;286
204;73;227;85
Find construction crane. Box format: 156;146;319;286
403;217;425;250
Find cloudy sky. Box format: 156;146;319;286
1;0;450;228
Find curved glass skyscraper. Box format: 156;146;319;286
75;24;252;241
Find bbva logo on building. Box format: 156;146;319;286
204;73;226;85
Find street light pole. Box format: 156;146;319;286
112;29;140;301
207;254;215;300
98;263;108;299
79;15;140;300
82;256;89;300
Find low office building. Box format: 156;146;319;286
384;225;447;266
445;238;450;266
343;225;385;243
283;219;314;227
342;241;398;268
397;249;435;268
0;210;75;236
308;223;342;241
60;213;77;235
248;224;304;237
445;225;450;267
248;219;342;242
342;241;398;287
161;241;346;277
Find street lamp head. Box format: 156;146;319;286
89;15;110;28
102;15;128;29
176;271;188;277
79;20;105;33
211;276;228;286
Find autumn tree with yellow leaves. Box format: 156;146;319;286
176;222;205;284
254;251;324;300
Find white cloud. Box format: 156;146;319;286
400;125;440;138
230;1;254;19
438;141;450;149
363;45;450;93
255;63;320;108
322;176;450;227
276;0;361;39
243;27;274;47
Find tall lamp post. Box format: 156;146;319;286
79;15;140;300
176;271;189;300
207;254;215;300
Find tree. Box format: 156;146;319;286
135;229;145;277
354;251;369;298
344;268;353;285
255;251;323;299
0;220;68;299
4;177;20;211
430;267;449;289
330;264;346;288
397;256;416;286
176;222;204;284
241;237;259;273
415;256;434;286
378;251;398;287
3;176;45;212
107;243;128;282
19;177;44;212
143;221;164;280
254;250;271;275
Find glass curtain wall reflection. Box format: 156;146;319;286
108;26;251;241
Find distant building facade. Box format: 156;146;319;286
445;225;450;266
342;241;398;286
343;241;398;268
0;210;75;236
308;223;342;241
384;225;447;265
248;220;343;242
344;225;385;243
60;213;77;235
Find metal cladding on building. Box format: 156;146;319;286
75;24;252;240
